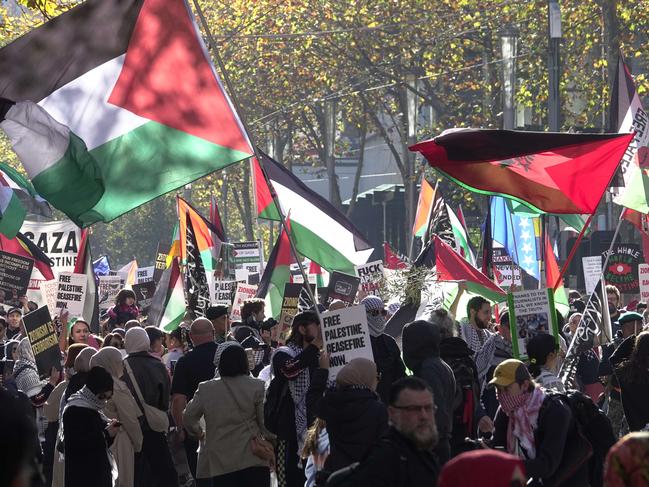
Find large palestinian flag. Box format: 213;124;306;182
410;129;633;214
256;224;295;319
0;0;252;227
253;152;373;274
610;53;649;213
149;258;185;332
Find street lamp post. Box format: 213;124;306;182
548;0;562;132
500;25;518;130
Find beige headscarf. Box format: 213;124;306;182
125;327;150;354
90;346;124;379
335;358;378;391
73;347;96;373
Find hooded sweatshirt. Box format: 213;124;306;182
402;321;456;446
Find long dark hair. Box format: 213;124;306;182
526;334;558;379
115;289;136;307
626;331;649;383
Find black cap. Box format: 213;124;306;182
7;307;22;316
206;305;229;320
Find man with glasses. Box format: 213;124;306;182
348;377;440;486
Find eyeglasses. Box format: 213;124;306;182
392;403;436;414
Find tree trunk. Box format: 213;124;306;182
600;0;619;131
346;116;367;218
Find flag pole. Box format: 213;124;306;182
506;204;524;291
551;213;593;291
190;0;318;309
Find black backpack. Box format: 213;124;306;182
263;375;289;435
545;389;616;487
445;355;480;442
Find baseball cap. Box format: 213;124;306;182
488;359;531;387
7;307;22;316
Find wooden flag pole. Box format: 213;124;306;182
190;0;318;310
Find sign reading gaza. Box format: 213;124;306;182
320;304;373;380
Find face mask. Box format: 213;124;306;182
498;391;530;415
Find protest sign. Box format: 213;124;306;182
39;280;59;315
230;283;258;321
582;256;602;295
290;261;317;285
233;241;264;276
321;304;374;380
324;271;360;307
133;281;156;312
277;283;316;344
0;250;34;298
355;260;385;298
153;244;167;285
136;266;154;284
98;275;122;310
56;272;87;316
492;248;522;289
23;306;60;377
21;219;80;284
212;280;236;306
640;264;649;302
507;289;558;359
602;244;643;294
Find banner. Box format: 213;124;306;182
602;244;643;294
230;283;258;321
132;281;156;313
0;250;34;298
98;275;122;310
640;264;649;302
56;272;87;317
233;241;264;276
321;304;374;380
23;306;60;377
21;219;81;281
582;256;602;295
507;289;558;359
324;271;360;307
136;266;154;284
355;260;385;298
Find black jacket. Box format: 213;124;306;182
63;406;113;487
370;334;406;404
318;386;388;472
614;357;649;431
352;426;439;487
123;351;170;413
494;393;590;486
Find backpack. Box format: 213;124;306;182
263;375;289;435
444;355;480;444
545;389;616;487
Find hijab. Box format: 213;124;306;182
90;347;124;379
74;347;96;373
402;320;441;372
124;327;150;354
438;449;527;487
213;341;241;378
336;358;377;391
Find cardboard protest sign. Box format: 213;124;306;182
230;283;258;321
324;271;360;307
233;241;265;276
23;306;60;377
56;272;87;317
39;280;59;316
153;245;168;285
355;260;385;298
640;264;649;302
582;256;602;295
212;280;236;306
133;281;157;313
321;304;374;380
0;250;34;298
602;244;643;294
136;266;154;284
507;289;558;360
277;283;316;344
98;275;122;310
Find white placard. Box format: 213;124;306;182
582;256;602;295
98;275;122;310
56;272;87;317
213;280;237;306
509;289;555;359
355;260;385;298
39;280;59;316
230;283;258;321
136;266;154;283
321;304;374;381
639;264;649;302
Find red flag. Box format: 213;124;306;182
383;242;408;270
622;208;649;259
411;130;634;214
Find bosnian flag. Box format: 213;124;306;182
610;53;649;213
253;152;373;274
0;0;252;227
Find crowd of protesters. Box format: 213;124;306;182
1;281;649;487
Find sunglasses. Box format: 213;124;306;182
370;309;387;317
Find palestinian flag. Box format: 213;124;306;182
210;194;226;242
73;229;99;331
413;176;435;238
308;260;326;289
256;224;295;319
383;242;408;270
0;0;252;227
545;233;569;317
610;53;649;213
253;152;373;274
0;232;54;280
0;171;25;238
166;223;180;268
447;203;475;265
149;258;185;332
410;129;634;214
415;234;506;303
0;163;51;218
178;197;219;271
